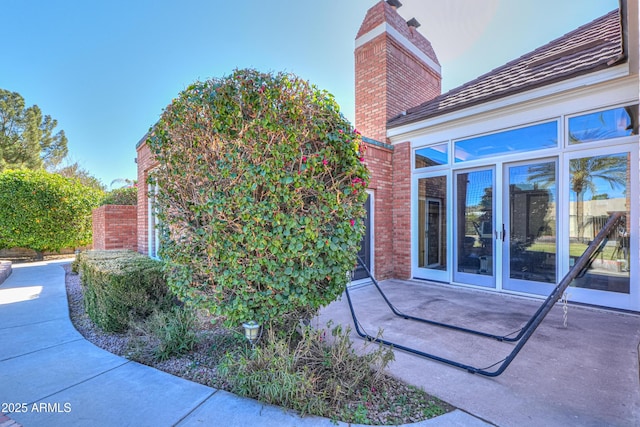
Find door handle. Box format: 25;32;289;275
502;224;506;242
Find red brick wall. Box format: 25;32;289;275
92;205;137;251
363;143;394;279
386;38;441;121
136;140;159;255
361;141;412;280
355;33;389;143
392;141;412;278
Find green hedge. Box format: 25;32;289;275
0;169;103;252
75;250;172;332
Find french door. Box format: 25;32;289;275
502;159;558;295
449;159;558;294
414;175;449;282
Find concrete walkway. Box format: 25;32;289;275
0;260;487;427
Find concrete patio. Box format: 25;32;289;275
318;279;640;427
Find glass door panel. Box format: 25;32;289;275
504;160;557;294
568;152;630;294
416;176;448;280
454;168;495;288
352;194;372;281
425;199;443;267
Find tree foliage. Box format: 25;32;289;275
0;89;68;171
54;161;106;191
148;69;369;329
102;186;137;206
0;169;103;252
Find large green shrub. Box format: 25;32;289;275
148;69;369;328
75;250;171;332
0;169;103;252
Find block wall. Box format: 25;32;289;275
92;205;137;251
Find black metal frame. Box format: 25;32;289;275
345;212;625;376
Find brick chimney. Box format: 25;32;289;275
355;0;441;142
354;1;442;281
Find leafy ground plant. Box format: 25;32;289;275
126;306;200;362
217;323;452;424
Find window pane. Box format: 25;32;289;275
455;122;557;162
418;176;447;270
569;105;638;144
569;153;630;293
415;143;448;168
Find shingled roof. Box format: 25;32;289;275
387;9;625;128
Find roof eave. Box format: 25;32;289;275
387;57;626;129
386;63;631;141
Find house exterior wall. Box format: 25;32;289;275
132;2;639;312
392;75;639;310
92;205;137;251
136;140;159;256
354;1;639;311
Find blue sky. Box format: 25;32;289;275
1;0;619;188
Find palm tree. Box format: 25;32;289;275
569;154;627;242
110;178;137;189
527;153;627;242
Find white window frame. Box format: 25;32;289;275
148;182;160;259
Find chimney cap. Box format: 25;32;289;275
407;17;421;28
386;0;403;8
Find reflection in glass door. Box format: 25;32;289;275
454;169;494;288
568;152;630;295
425;199;443;267
352;194;372;281
504;160;557;294
416;176;447;280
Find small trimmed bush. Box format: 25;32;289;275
75;250;171;332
